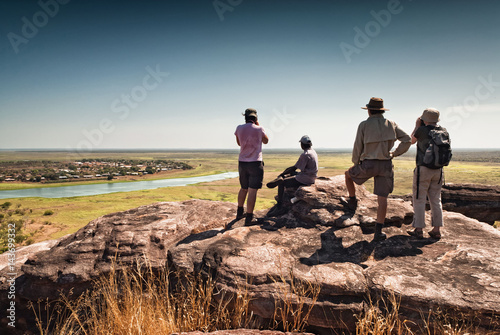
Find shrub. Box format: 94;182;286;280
0;218;29;253
43;210;54;216
14;208;26;215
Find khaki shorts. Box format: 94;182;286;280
348;159;394;197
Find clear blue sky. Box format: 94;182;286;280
1;0;499;150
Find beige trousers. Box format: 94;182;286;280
412;166;443;228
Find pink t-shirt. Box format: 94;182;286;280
235;123;266;162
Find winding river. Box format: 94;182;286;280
0;172;239;199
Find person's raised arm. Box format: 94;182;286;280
392;124;411;158
256;121;269;144
410;117;422;145
262;133;269;144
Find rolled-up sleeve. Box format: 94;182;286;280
352;123;364;165
392;124;411;157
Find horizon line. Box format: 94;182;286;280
1;148;500;152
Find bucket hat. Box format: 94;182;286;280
421;108;440;123
361;97;389;111
243;108;257;117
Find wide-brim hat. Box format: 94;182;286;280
243;108;257;117
421;108;440;123
361;97;389;111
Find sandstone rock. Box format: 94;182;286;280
16;200;237;300
442;183;500;224
1;176;500;334
0;239;60;274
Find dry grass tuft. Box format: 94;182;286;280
31;260;500;335
31;259;254;334
355;291;500;335
271;268;321;333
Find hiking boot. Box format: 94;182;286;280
428;230;441;239
236;206;244;220
244;213;258;226
373;231;387;242
373;223;386;242
341;196;358;211
266;176;283;189
408;229;424;239
267;206;287;217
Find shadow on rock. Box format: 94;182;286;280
300;227;437;267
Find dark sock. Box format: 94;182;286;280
245;213;254;225
375;223;384;234
236;206;244;219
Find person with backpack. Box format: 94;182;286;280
235;108;269;225
408;108;452;239
345;97;411;241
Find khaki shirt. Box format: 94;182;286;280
352;114;411;165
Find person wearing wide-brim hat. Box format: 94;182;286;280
234;108;269;226
344;97;411;241
266;135;318;217
407;108;445;240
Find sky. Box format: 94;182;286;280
1;0;499;150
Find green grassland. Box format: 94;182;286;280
1;150;499;244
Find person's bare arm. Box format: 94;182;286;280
255;120;269;144
392;124;411;157
236;135;240;146
411;117;421;145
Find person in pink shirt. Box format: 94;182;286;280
234;108;269;225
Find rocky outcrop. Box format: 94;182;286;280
1;176;500;334
442;183;500;224
16;200;238;301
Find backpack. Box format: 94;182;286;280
422;126;452;169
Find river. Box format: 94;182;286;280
0;172;239;199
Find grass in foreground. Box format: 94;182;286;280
31;259;499;335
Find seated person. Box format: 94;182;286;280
267;135;318;216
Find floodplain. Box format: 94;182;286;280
1;149;499;244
